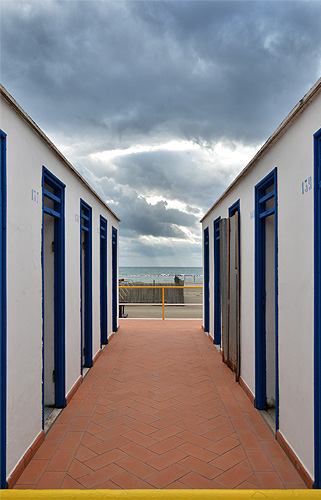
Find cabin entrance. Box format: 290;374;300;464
42;168;66;424
254;168;278;431
213;217;221;345
100;216;108;345
220;202;240;379
112;227;118;333
80;200;93;370
203;227;209;333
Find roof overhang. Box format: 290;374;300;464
200;77;321;223
0;84;121;222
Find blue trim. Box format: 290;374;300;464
213;217;221;345
314;128;321;488
275;177;279;432
80;199;93;368
229;199;240;218
112;227;118;333
43;189;61;204
42;167;66;413
100;216;108;345
259;207;275;219
254;168;279;431
204;227;209;333
0;130;7;489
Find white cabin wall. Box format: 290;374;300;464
202;90;321;479
5;101;43;477
276;97;319;478
1;96;119;479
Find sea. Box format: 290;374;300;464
119;266;203;284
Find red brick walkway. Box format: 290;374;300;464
15;320;306;489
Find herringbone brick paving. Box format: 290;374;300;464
14;319;307;489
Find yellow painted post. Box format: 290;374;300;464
162;287;165;320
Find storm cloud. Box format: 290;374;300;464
1;0;320;265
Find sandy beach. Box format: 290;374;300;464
119;283;203;319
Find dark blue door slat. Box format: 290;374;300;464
259;190;275;204
43;206;61;218
43;188;61;204
259;207;275;219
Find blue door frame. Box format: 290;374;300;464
213;217;221;345
314;127;321;488
228;200;241;378
100;216;108;345
112;227;118;333
80;200;93;368
0;131;7;489
229;199;240;219
42;167;66;413
254;168;279;431
204;227;209;333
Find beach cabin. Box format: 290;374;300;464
201;78;321;487
0;85;120;488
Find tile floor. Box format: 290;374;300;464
14;319;307;489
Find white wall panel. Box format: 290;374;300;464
1;96;119;479
202;90;321;479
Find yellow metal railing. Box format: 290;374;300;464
119;285;202;320
1;490;320;499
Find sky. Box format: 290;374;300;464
1;0;321;266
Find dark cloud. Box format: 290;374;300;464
2;1;320;145
1;0;320;264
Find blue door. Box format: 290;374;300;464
100;216;108;345
214;217;221;345
0;131;7;489
254;168;278;431
314;127;321;488
112;227;118;333
80;200;93;368
204;227;209;332
42;168;66;416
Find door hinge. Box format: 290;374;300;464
52;370;55;383
52;241;55;252
83;347;85;356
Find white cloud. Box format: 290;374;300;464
90;139;201;162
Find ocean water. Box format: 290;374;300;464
119;266;203;284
